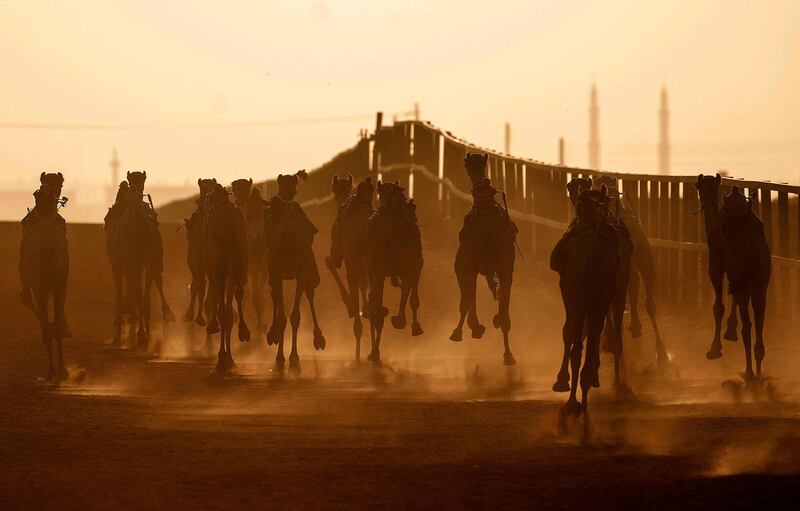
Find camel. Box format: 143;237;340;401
231;178;270;335
203;183;250;374
562;178;633;391
590;175;668;365
264;171;326;373
182;178;217;326
696;174;770;379
19;180;71;382
104;181;131;344
550;186;619;428
328;176;375;361
118;171;174;349
326;174;360;317
450;153;518;366
366;180;424;365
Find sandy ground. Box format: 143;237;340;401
2;220;800;510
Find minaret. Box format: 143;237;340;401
658;85;670;175
588;83;600;170
109;148;120;205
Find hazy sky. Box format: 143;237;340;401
1;0;798;189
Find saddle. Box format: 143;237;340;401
550;219;618;275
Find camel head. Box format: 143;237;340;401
39;172;64;198
376;179;407;208
331;174;354;205
197;178;217;197
247;187;266;208
207;183;230;209
722;185;750;220
277;170;307;201
576;185;609;225
464;152;489;187
127;171;147;195
567;177;592;206
593;175;617;193
695;173;722;209
355;176;375;204
231;178;253;205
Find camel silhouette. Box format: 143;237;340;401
264;170;326;373
117;171;174;350
366;180;423;365
326;174;361;317
450;152;518;366
550;186;619;428
327;175;375;361
232;178;270;337
183;178;217;326
203;183;250;374
696;174;771;379
20;180;71;382
104;181;132;345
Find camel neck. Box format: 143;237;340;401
702;197;719;240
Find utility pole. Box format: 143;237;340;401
504;123;511;154
588;83;600;169
558;137;565;165
414;102;420;121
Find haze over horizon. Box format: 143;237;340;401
1;0;798;194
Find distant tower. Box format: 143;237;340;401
659;85;670;175
588;83;600;170
108;148;120;205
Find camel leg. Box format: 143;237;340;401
368;275;385;365
581;308;605;434
326;256;354;317
252;267;267;333
215;283;231;374
628;266;642;338
553;309;577;392
450;271;471;342
53;287;69;380
305;286;326;351
736;292;754;382
184;278;197;322
359;279;369;318
752;289;766;377
234;279;250;343
153;274;174;323
563;313;584;417
706;262;725;360
113;265;125;345
724;298;739;342
645;296;669;366
466;273;484;339
271;282;287;370
391;281;410;330
36;298;55;382
409;278;423;337
195;276;207;326
288;281;303;374
494;273;514;365
141;275;153;350
347;271;363;361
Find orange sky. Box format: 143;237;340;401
1;0;798;191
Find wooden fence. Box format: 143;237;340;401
369;118;800;315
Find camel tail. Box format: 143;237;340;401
485;274;499;300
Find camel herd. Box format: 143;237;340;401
19;158;771;425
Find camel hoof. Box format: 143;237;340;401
563;399;581;417
411;322;423;336
706;347;723;360
289;354;301;374
367;351;381;366
162;308;175;323
591;371;600;388
380;307;389;318
552;378;570;392
470;324;485;339
274;357;285;372
216;354;232;375
391;315;406;329
724;329;738;342
313;330;327;351
503;353;516;366
238;323;251;343
206;321;220;335
449;329;462;342
195;316;207;327
742;371;756;384
493;315;500;329
629;322;642;338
